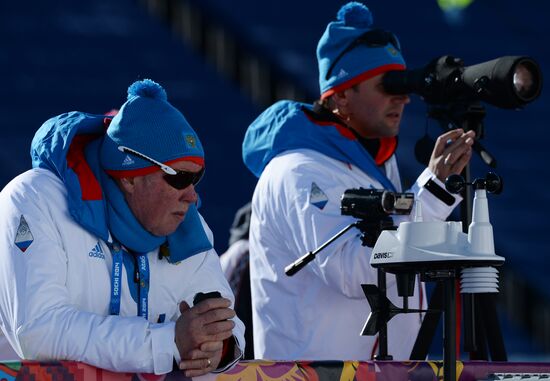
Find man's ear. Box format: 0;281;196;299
330;90;352;118
117;177;136;194
331;90;349;109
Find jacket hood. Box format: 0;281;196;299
31;111;109;238
30;111;212;262
242;100;396;191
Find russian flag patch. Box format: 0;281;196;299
14;215;34;253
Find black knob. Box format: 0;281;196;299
445;174;465;194
485;172;503;194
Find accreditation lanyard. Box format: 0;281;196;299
108;241;150;320
135;253;150;319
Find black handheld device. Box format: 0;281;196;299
193;291;221;306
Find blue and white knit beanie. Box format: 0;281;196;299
99;79;204;177
317;2;406;99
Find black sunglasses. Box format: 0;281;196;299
325;29;401;80
118;146;204;190
163;167;204;190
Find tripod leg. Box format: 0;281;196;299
375;269;393;360
463;294;477;352
482;293;507;361
444;278;457;381
468;295;489;360
410;282;444;360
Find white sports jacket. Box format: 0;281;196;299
0;168;244;373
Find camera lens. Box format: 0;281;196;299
513;60;541;101
381;191;396;213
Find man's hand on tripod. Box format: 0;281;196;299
429;129;475;181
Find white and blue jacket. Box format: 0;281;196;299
0;112;244;373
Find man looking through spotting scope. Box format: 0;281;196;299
242;1;475;360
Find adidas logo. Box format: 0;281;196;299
88;242;106;259
336;68;348;79
122;155;135;166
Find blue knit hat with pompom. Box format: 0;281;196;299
99;79;204;177
317;2;406;99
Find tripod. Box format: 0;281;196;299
410;102;507;362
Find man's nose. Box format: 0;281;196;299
393;94;410;104
180;184;198;203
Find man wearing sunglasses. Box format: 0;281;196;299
243;2;474;361
0;79;244;376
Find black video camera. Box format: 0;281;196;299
341;189;413;248
383;55;542;109
341;189;414;220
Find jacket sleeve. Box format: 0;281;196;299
178;217;245;371
408;167;463;223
